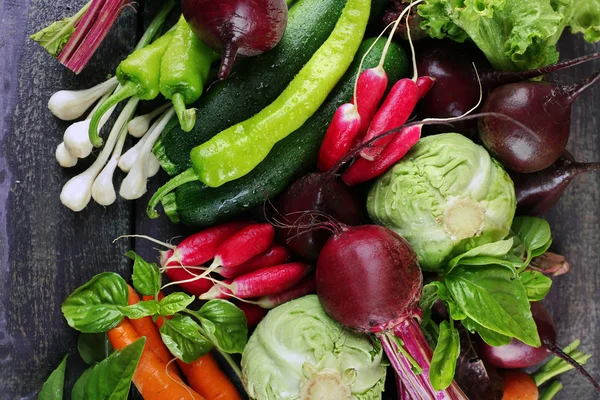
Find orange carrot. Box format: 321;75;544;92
107;319;204;400
145;292;242;400
501;370;539;400
127;286;180;377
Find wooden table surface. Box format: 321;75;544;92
1;0;598;398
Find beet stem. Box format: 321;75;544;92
544;341;600;392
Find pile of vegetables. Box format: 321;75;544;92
37;0;600;397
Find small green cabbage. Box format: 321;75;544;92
241;295;387;400
367;133;516;271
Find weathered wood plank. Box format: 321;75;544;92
0;0;139;397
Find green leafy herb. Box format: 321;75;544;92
120;300;160;319
195;299;248;353
444;265;541;346
159;292;195;316
61;272;128;333
430;321;460;391
462;317;512;346
511;216;553;267
420;282;447;319
520;270;553;301
126;250;161;296
38;355;67;400
73;337;145;400
160;315;213;362
448;239;514;269
78;333;113;365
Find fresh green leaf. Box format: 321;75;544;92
430;321;460;391
462;318;512;346
61;272;128;333
119;300;160;319
78;337;145;400
71;368;92;400
160;315;213;362
196;300;248;353
420;282;446;318
520;271;553;301
448;239;514;269
446;299;467;321
554;0;600;43
159;292;194;316
445;265;541;346
511;216;553;266
78;333;113;365
38;355;67;400
126;250;161;296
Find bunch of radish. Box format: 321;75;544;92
134;220;317;327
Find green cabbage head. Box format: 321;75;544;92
241;295;387;400
367;133;516;271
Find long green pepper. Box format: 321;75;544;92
147;0;372;218
88;30;174;147
160;16;217;132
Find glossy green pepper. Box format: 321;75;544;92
147;0;372;218
160;16;217;132
88;30;174;147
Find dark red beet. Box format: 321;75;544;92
181;0;288;80
478;302;556;369
512;154;600;215
416;42;600;139
275;173;362;261
479;71;600;173
382;0;429;41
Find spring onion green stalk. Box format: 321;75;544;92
127;103;171;138
119;118;162;173
91;122;128;206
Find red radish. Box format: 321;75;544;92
479;71;600;173
353;66;388;137
317;103;362;172
163;266;214;296
234;301;267;327
181;0;288;80
342;124;422;186
200;262;311;300
255;274;316;309
316;224;466;399
215;244;291;278
416;76;435;99
359;78;421;160
160;220;252;267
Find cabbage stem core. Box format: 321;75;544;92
442;196;485;241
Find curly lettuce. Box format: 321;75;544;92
418;0;600;71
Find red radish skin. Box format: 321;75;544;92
360;78;421;160
416;76;435;99
234;301;267;327
215;244;291;278
200;262;311;300
181;0;288;80
160;220;252;267
255;274;316;309
212;223;275;268
353;66;389;137
163;266;214;296
342;125;422;186
317;103;362;172
316;224;466;399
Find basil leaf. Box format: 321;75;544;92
38;355;67;400
430;321;460;391
71;368;91;400
520;271;552;301
61;272;128;333
160;315;213;362
445;265;541;347
462;318;512;346
78;333;113;365
196;300;248;353
159;292;194;316
420;282;446;319
511;217;553;266
126;250;161;296
120;300;160;319
81;337;145;400
446;300;467;321
448;239;514;270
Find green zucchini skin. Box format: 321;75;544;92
162;38;408;227
154;0;347;175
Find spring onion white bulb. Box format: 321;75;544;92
118;117;160;173
55;142;78;167
48;76;118;121
120;107;174;200
127;103;171;138
147;153;161;177
60;97;139;211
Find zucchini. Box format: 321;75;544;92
161;38;409;226
154;0;347;175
